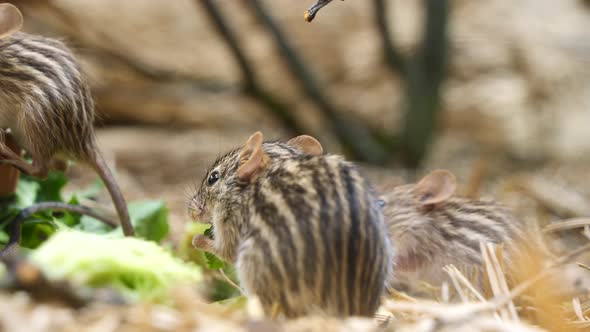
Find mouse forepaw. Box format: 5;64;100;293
192;234;214;252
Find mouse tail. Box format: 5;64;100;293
88;147;134;236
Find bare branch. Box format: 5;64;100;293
373;0;407;77
246;0;389;163
197;0;304;135
304;0;335;23
397;0;449;167
420;0;448;87
199;0;257;88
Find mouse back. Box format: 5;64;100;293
380;170;524;289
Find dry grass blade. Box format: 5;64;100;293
444;264;505;322
500;242;590;308
444;265;487;303
543;218;590;233
572;297;590;323
388;288;419;303
569;298;590;329
481;243;518;322
443;265;469;303
218;269;245;296
384;299;495;320
383;240;590;330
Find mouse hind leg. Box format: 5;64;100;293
0;156;50;179
0;129;52;179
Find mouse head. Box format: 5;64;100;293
413;169;457;208
0;3;23;39
189;131;323;218
188;131;323;261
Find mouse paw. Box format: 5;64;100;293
192;234;214;252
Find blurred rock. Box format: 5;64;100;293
13;0;590;161
9;0;590;240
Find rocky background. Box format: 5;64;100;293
8;0;590;242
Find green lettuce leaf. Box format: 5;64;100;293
30;230;201;302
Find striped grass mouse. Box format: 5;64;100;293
0;4;133;236
378;170;524;292
189;131;392;318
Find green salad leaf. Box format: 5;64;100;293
1;169;171;250
30;230;201;302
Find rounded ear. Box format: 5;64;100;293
414;169;457;206
0;4;23;39
286;135;323;156
237;131;269;182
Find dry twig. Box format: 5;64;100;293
1;202;115;257
304;0;337;23
197;0;304;136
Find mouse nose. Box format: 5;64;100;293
188;206;200;220
188;197;205;220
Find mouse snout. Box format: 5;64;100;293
188;196;206;220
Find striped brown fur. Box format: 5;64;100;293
0;32;95;164
189;132;392;318
0;4;133;237
378;170;524;292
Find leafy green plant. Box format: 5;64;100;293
0;170;169;249
30;229;202;303
0;168;200;303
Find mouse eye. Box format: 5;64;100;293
207;170;220;186
377;199;385;208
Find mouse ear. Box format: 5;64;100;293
286;135;323;155
414;169;457;206
0;4;23;39
237;131;269;183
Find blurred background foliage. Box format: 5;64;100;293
6;0;590;243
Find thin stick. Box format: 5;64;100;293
1;202;116;256
304;0;335;22
218;268;245;295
